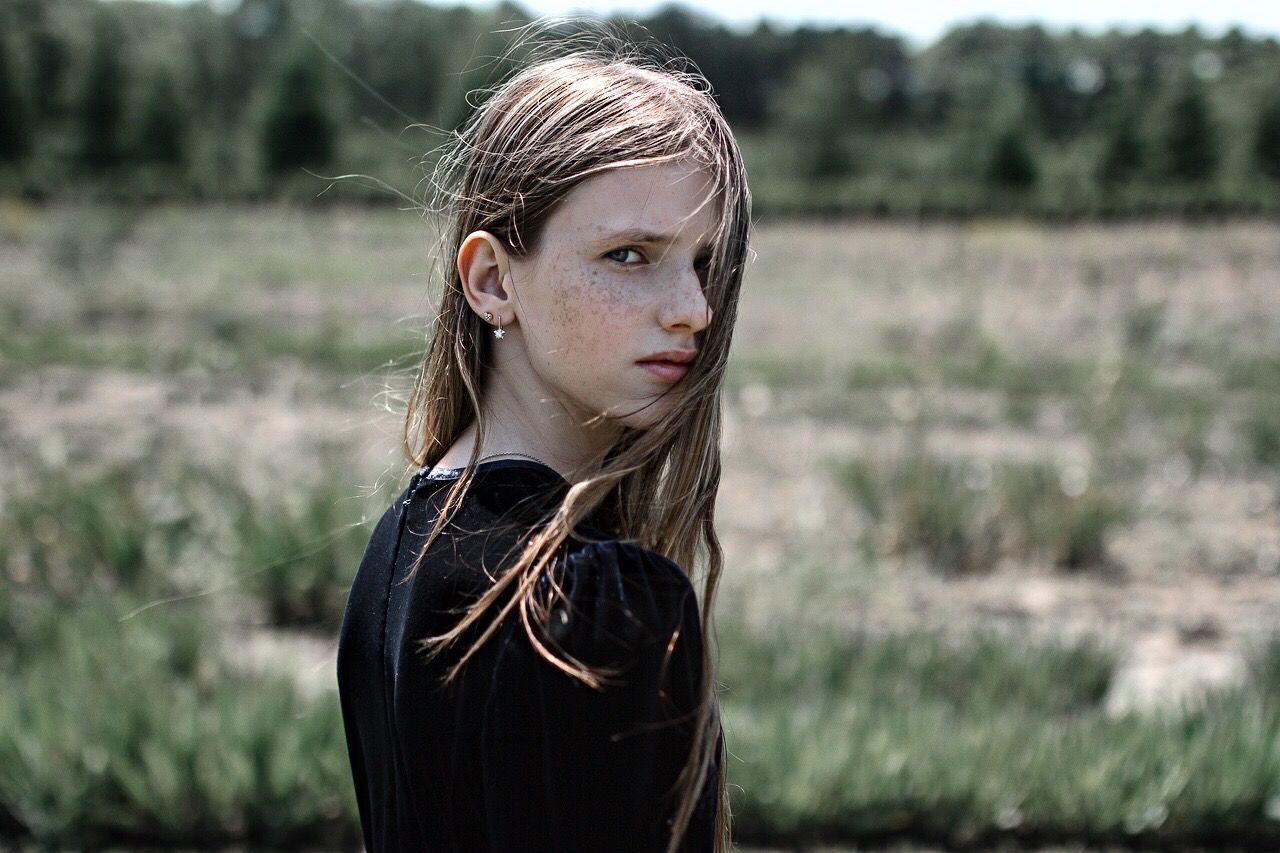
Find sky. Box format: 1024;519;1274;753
179;0;1280;53
467;0;1280;50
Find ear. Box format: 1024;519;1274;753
457;231;515;324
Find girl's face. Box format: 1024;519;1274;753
470;159;719;432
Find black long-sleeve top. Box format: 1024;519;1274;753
336;458;722;852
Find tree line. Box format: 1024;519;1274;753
1;0;1279;215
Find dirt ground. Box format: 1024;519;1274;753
4;360;1279;719
4;212;1279;723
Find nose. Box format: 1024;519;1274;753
658;264;714;333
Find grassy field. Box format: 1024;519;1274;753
1;199;1279;849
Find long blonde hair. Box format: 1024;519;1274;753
399;19;751;852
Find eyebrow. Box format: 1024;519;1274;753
596;228;714;254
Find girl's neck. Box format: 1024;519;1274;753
433;418;619;483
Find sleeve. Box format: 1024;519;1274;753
479;539;716;852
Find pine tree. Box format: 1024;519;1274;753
29;29;69;125
260;49;336;175
773;60;856;180
986;126;1037;188
133;72;186;166
74;11;127;170
1157;76;1217;181
0;35;31;162
1253;91;1280;180
1097;111;1144;186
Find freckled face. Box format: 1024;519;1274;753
507;160;718;429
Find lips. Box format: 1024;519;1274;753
638;360;690;383
637;349;696;364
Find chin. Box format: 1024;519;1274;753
621;392;685;430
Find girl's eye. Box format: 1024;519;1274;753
605;247;644;265
694;256;711;286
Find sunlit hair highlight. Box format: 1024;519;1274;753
398;17;752;853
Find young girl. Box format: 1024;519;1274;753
336;23;751;853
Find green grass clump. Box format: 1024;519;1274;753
999;461;1134;572
233;476;373;629
837;448;1132;575
724;353;830;395
0;593;358;849
0;316;420;377
1242;396;1280;469
718;620;1280;848
1223;356;1280;393
43;204;140;284
938;341;1095;401
0;464;196;600
3;580;1278;849
839;450;997;575
2;458;377;638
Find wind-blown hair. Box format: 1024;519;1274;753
398;18;752;852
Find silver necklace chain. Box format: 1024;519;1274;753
420;451;555;480
474;451;552;469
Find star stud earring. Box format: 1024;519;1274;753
483;311;504;339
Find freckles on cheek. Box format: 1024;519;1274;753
556;266;636;339
565;265;634;306
550;266;641;383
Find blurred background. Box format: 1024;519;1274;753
1;0;1279;850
